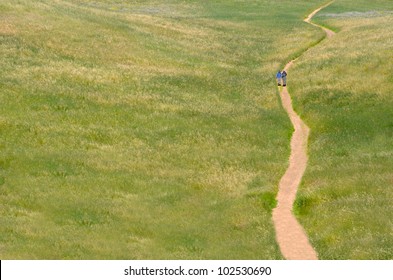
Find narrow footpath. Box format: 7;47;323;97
272;1;335;260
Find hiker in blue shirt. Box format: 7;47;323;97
276;71;282;86
281;70;287;87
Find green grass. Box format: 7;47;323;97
0;0;326;259
4;0;391;260
291;0;393;259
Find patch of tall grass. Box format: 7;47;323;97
0;0;325;259
291;0;393;259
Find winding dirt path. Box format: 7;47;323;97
272;2;335;260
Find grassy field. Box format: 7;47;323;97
291;0;393;259
0;0;326;259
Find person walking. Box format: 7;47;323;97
281;70;287;87
276;71;282;86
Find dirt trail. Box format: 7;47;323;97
272;2;335;260
304;1;336;38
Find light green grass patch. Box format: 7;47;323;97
1;0;327;259
291;0;393;259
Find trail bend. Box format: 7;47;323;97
272;1;335;260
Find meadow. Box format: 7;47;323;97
291;0;393;259
2;0;391;260
0;0;325;259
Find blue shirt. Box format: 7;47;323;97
276;72;282;78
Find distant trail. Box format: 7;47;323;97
272;1;335;260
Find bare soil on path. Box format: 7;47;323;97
272;2;335;260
